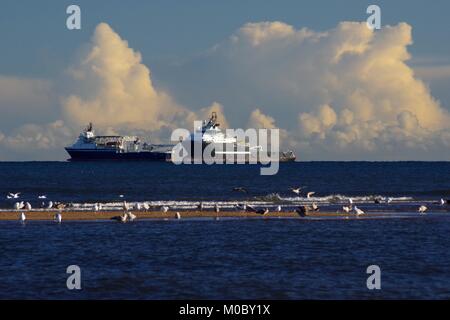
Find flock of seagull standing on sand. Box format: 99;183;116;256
6;187;450;223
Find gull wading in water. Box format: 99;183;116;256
214;203;220;213
440;199;445;206
20;212;26;223
354;206;365;216
175;212;181;220
276;205;282;212
418;205;428;214
54;213;62;223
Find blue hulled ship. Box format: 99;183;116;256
65;123;173;161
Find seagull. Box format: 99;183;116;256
143;202;150;211
256;208;269;215
175;212;181;220
291;188;301;195
295;206;307;217
119;194;124;198
312;203;319;212
161;206;169;213
25;202;32;210
198;202;204;211
276;205;282;212
354;206;365;216
343;206;352;213
13;202;22;210
47;201;53;209
214;203;220;213
123;201;130;211
94;203;100;211
127;212;137;221
440;198;445;206
307;192;316;199
56;203;66;210
38;195;47;199
20;212;26;223
111;213;128;223
418;205;427;214
8;192;20;199
386;197;393;204
232;187;248;193
54;212;62;223
348;198;353;205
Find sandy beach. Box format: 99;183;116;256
0;209;410;221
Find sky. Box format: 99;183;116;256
1;0;450;160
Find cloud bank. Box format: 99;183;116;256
1;21;450;160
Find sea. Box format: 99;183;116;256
0;161;449;299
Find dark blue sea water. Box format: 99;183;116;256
1;162;450;299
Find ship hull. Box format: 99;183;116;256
65;148;170;161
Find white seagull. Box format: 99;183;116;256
47;201;53;209
25;202;32;210
161;206;169;213
94;203;100;211
276;205;282;212
418;205;427;214
214;203;220;213
291;188;301;195
343;206;352;213
20;212;26;223
127;212;137;221
38;195;47;199
312;203;319;212
307;192;315;199
348;198;353;205
354;206;365;215
54;213;62;223
143;202;150;211
175;212;181;220
8;192;21;199
440;198;445;206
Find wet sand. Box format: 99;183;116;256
0;209;404;221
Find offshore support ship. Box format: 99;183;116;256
65;114;296;162
176;112;296;163
65;123;173;161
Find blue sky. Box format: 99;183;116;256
1;1;450;160
1;0;449;76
